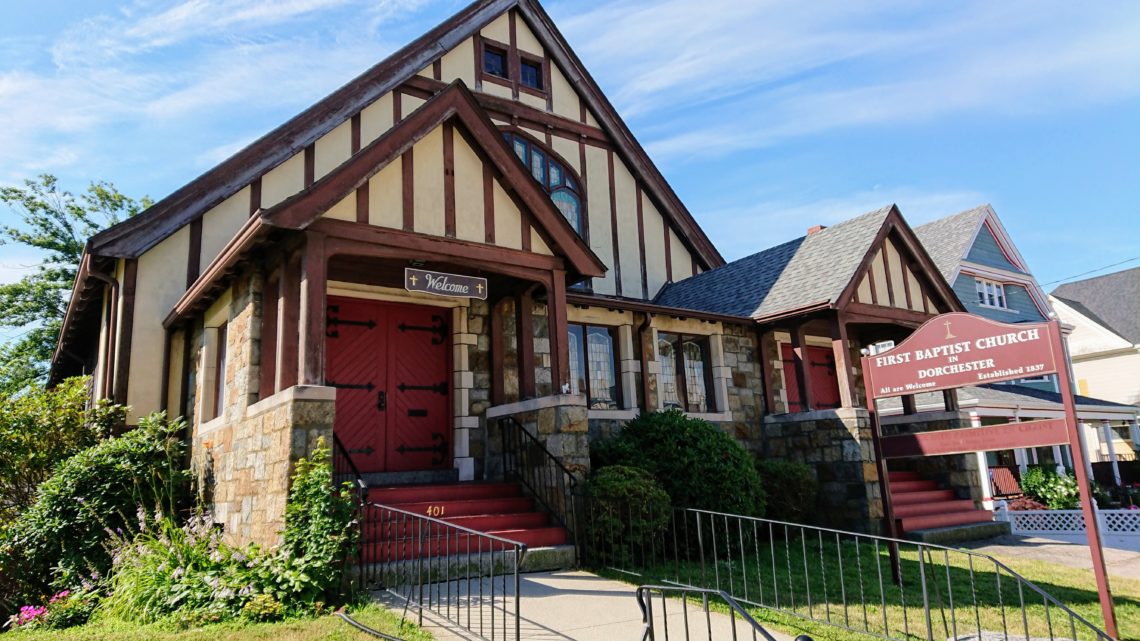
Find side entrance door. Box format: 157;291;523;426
325;297;451;473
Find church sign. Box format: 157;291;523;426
862;313;1063;398
404;268;488;300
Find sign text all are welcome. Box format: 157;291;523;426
404;268;488;300
862;313;1063;399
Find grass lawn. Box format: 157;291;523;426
592;535;1140;641
8;603;434;641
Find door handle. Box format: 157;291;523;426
377;390;387;411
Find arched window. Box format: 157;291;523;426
501;131;584;236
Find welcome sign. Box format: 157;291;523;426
404;268;488;300
862;312;1063;399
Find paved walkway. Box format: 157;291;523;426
961;534;1140;579
378;571;796;641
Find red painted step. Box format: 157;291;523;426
447;512;550;532
893;500;976;518
367;496;535;520
888;470;922;482
361;511;551;541
891;489;955;505
890;480;940;493
900;510;993;532
489;526;567;548
367;482;522;505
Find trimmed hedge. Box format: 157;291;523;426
755;459;818;523
583;465;671;566
592;410;766;516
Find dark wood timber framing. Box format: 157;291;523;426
607;149;621;296
517;289;536;398
187;218;203;288
443;122;456;237
635;183;648;299
548;268;569;390
298;232;327;385
490;298;506;404
482;164;495;243
112;259;138;406
789;323;813;412
830;313;857;409
402;147;415;230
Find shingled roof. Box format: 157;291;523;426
913;205;988;280
1052;266;1140;344
655;206;893;319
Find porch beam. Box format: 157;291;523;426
830;314;858;408
298;233;327;386
790;323;814;412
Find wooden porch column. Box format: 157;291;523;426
942;389;960;412
790;323;815;412
276;254;300;392
547;270;570;394
829;314;858;408
517;289;536;399
756;329;776;415
490;297;506;405
297;232;327;386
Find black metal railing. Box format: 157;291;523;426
358;501;527;641
584;502;1115;641
496;416;581;543
333;433;369;500
638;585;801;641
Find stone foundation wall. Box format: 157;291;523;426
486;395;589;480
721;324;765;453
762;408;881;533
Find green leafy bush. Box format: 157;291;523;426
755;459;818;523
100;440;356;624
0;412;187;603
583;466;671;566
592;410;766;516
4;588;99;631
1020;467;1080;509
0;376;125;523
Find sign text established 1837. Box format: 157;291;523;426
404;268;488;300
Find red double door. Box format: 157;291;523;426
326;297;451;473
780;343;841;412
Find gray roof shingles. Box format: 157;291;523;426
1052;266;1140;344
913;205;988;281
655;206;893;319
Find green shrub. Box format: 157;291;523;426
1020;467;1080;509
0;412;187;603
0;377;125;523
755;459;818;523
591;410;766;516
100;440;356;624
583;466;671;566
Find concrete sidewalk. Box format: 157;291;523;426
961;534;1140;579
379;570;796;641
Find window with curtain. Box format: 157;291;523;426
568;323;620;409
501;131;584;237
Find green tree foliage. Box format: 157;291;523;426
0;174;150;394
592;409;767;516
0;376;125;523
0;413;187;605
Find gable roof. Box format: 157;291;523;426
83;0;722;270
655;205;961;322
914;205;988;280
1052;266;1140;344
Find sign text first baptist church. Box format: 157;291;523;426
866;315;1061;397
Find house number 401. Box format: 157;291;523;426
426;505;446;517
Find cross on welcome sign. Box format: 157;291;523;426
404;268;488;300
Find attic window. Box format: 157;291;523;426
975;278;1007;309
520;59;543;90
502;131;584;237
483;46;508;79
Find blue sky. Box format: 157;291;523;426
1;0;1138;289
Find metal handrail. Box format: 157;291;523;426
496;415;580;541
332;433;368;498
637;585;788;641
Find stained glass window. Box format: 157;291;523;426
658;332;715;413
568;323;619;409
500;131;585;237
658;334;682;410
682;339;710;413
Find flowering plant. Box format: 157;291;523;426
3;588;98;630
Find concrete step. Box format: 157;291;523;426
905;521;1011;545
368;482;522;505
893;500;976;518
900;510;993;532
890;480;940;493
891;489;956;505
361;469;458;487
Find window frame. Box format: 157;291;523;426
210;321;228;421
568;322;622;409
657;332;716;414
475;34;551;100
478;36;514;90
974;278;1008;309
517;51;548;95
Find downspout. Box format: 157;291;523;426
638;313;653;412
88;269;119;401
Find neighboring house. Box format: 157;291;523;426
49;0;1103;543
914;206;1139;486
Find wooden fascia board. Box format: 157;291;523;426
163;215;270;329
515;0;725;270
566;292;754;326
49;250;97;383
750;301;833;325
843;301;932;327
88;0;517;259
261;81;606;278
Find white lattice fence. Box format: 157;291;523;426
995;505;1140;536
